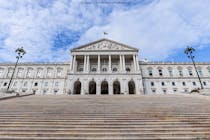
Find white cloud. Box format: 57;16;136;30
79;0;210;61
0;0;103;62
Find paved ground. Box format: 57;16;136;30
0;94;210;139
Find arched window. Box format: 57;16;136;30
168;67;173;77
177;67;183;76
57;68;63;77
197;67;202;76
0;68;4;78
158;68;163;76
79;67;83;72
102;67;107;72
147;67;153;76
91;67;97;72
126;67;130;72
27;68;34;78
47;68;53;77
23;82;27;87
113;68;118;72
17;68;24;77
37;68;43;78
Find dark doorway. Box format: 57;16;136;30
113;81;121;94
128;80;136;94
101;81;108;95
73;81;81;94
89;81;96;94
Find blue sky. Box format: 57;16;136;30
0;0;210;62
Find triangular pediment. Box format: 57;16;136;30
72;39;138;51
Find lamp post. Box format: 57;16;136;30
7;47;26;91
184;46;203;89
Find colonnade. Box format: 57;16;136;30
70;55;140;73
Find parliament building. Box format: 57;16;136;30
0;39;210;95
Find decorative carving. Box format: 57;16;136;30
80;40;131;51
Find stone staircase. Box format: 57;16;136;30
0;94;210;139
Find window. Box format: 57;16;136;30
24;82;28;87
55;82;59;87
47;68;53;77
57;68;62;76
172;82;175;86
13;81;17;87
37;68;43;78
27;68;33;78
79;68;83;72
126;67;130;72
151;82;154;86
34;82;38;86
148;69;153;76
182;82;186;86
188;69;193;76
208;69;210;75
17;68;23;77
91;67;97;72
152;89;156;93
168;69;173;77
7;68;13;77
198;69;203;76
0;68;4;77
3;82;7;86
173;89;177;92
22;89;26;93
179;70;183;76
102;68;107;72
113;68;118;72
163;89;166;93
43;90;47;94
54;90;58;94
161;82;165;86
158;69;163;76
203;81;207;86
193;82;196;86
44;82;48;86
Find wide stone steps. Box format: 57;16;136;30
0;95;210;139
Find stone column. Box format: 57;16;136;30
122;55;125;72
97;55;100;73
109;81;113;95
81;81;85;95
97;81;101;95
71;55;74;72
72;55;76;72
108;55;112;73
83;55;86;73
136;55;140;71
133;55;137;71
119;55;122;72
87;55;90;73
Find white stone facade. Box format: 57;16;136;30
0;39;209;95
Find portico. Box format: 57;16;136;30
68;38;143;95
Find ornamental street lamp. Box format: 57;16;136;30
184;46;203;89
7;47;26;91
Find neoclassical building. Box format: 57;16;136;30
0;39;210;95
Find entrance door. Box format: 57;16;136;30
113;81;121;94
73;81;81;94
101;81;108;95
128;80;135;94
89;81;96;94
